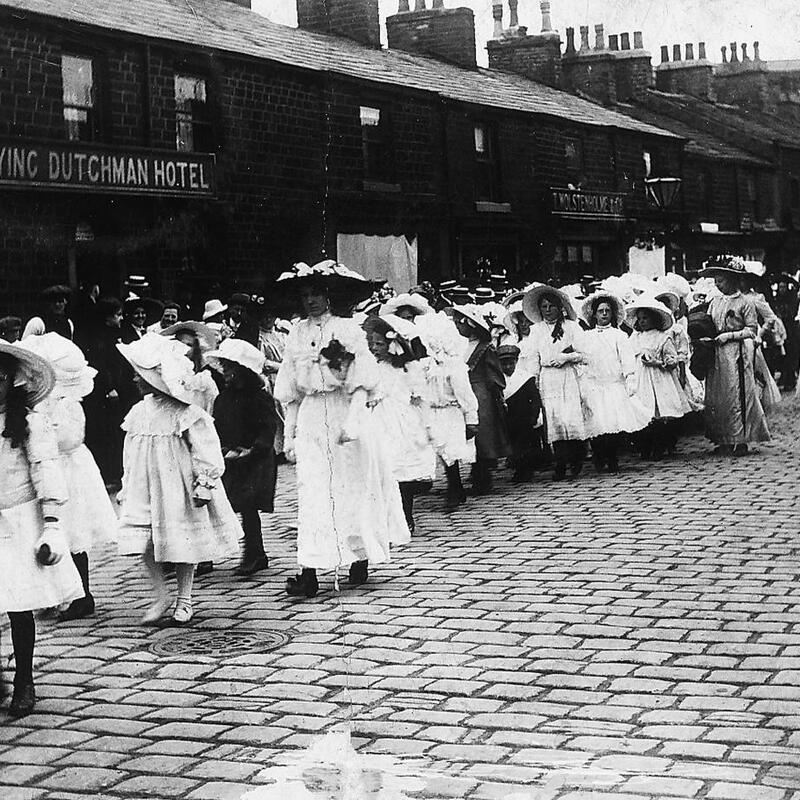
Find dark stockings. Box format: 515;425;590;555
399;482;416;533
241;508;265;560
552;440;586;478
8;611;35;686
591;434;621;472
444;462;466;507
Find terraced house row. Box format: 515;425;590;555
1;0;799;312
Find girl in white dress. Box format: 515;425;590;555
363;314;437;533
626;296;694;460
160;321;220;415
0;343;83;717
116;334;241;625
274;261;410;598
580;293;650;472
521;286;590;480
18;334;118;621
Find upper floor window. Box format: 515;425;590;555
360;105;392;182
564;137;584;187
698;170;713;220
62;54;95;142
747;172;763;222
175;75;213;152
474;123;501;201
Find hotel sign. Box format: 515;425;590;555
551;188;626;220
0;140;216;198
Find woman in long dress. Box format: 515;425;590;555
580;292;650;472
521;286;589;480
699;255;771;454
274;261;409;598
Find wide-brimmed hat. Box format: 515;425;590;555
625;295;675;332
202;299;228;321
580;292;625;326
276;260;376;304
0;342;55;406
117;333;195;404
41;284;72;300
452;304;492;337
654;290;681;314
160;321;217;352
699;254;748;277
363;314;427;362
17;333;96;399
124;296;164;321
206;338;265;377
522;285;578;323
380;292;433;318
656;273;691;299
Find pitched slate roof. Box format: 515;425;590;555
0;0;678;139
615;103;771;167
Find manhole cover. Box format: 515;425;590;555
148;628;291;658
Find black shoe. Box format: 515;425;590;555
569;461;583;477
348;560;368;586
236;555;269;577
9;682;35;719
511;470;532;484
445;492;462;510
553;463;567;480
286;568;318;598
57;595;95;622
733;444;749;456
607;459;619;474
195;561;214;577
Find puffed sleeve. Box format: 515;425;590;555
24;409;68;517
520;329;542;380
617;331;637;379
672;327;690;363
338;320;380;394
22;317;46;339
448;358;479;425
660;335;679;368
181;408;225;500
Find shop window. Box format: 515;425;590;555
564;137;584;187
790;178;800;209
474;123;501;202
62;54;95;142
175;75;213;152
360;105;393;182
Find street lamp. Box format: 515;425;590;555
645;177;682;272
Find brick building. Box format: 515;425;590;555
0;0;678;316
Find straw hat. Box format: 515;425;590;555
654;290;681;315
17;333;96;399
380;293;433;318
206;338;265;377
580;292;625;326
0;343;55;406
276;260;376;303
522;285;578;323
451;304;491;337
625;295;675;332
117;333;196;404
160;321;217;352
656;273;691;299
202;299;228;322
699;254;748;277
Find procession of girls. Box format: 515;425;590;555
0;253;778;718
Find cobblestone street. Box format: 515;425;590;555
1;401;800;800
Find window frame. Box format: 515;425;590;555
61;53;98;143
359;103;394;184
474;121;502;202
174;73;214;153
564;136;585;188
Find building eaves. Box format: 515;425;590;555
0;0;679;140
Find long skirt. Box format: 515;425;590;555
705;339;770;445
539;364;589;443
294;391;409;569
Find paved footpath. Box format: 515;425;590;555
2;400;800;800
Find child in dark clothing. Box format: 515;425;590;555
497;344;543;483
209;339;278;577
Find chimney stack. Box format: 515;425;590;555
595;24;605;50
685;43;694;60
296;0;381;47
540;0;553;33
656;40;715;100
386;0;477;68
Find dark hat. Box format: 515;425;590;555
124;296;164;320
699;254;747;276
228;292;252;307
496;344;521;359
275;260;377;305
42;284;71;300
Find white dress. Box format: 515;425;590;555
523;319;590;443
186;369;219;415
117;395;242;563
275;313;409;570
582;326;651;437
369;361;437;483
0;410;84;612
37;395;118;553
629;329;694;420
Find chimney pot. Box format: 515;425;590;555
673;43;681;61
730;41;739;62
721;45;727;63
398;0;409;10
698;41;706;60
491;1;503;38
579;25;590;51
431;0;443;7
595;24;605;50
634;31;643;49
508;0;519;28
540;1;553;33
753;41;761;61
565;26;576;54
741;42;750;61
660;44;669;63
414;0;425;10
620;32;630;50
608;34;619;51
685;43;694;60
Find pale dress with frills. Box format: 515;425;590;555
582;326;651;437
37;395;118;553
0;409;84;613
117;394;242;563
275;313;409;570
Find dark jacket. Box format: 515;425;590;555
505;377;542;442
213;386;278;511
467;341;511;460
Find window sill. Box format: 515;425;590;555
363;180;401;193
475;201;511;213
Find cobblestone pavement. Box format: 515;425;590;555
2;400;800;800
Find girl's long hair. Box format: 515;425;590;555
0;354;30;449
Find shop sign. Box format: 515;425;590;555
551;188;626;220
0;140;216;197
